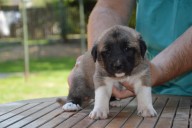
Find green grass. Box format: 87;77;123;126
0;57;76;104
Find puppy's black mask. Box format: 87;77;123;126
91;30;147;78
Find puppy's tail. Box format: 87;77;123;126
56;97;66;106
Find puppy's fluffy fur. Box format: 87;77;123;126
56;51;95;111
58;25;157;119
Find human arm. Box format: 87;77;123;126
113;26;192;98
151;26;192;86
87;0;136;49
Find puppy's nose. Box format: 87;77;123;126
113;62;123;71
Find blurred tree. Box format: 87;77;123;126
0;0;136;42
56;0;96;42
0;0;5;4
58;0;68;42
47;0;93;39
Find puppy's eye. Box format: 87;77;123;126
124;47;129;52
127;50;134;56
105;49;111;55
102;48;111;57
124;48;135;56
104;47;111;53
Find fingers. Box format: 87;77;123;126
112;86;135;99
121;82;134;92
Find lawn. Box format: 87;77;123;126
0;57;76;104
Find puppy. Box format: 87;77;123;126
89;25;157;119
57;25;157;119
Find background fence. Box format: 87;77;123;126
0;0;96;42
0;5;78;40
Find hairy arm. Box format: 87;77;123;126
87;0;136;50
151;26;192;86
113;27;192;98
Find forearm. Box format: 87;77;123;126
87;0;135;50
151;26;192;86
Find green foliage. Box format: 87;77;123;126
129;6;136;28
0;57;75;72
0;57;76;104
0;70;70;104
0;0;8;4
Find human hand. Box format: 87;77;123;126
112;82;135;99
112;61;159;99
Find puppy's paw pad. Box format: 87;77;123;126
62;102;82;111
110;100;122;107
137;106;157;117
89;108;108;120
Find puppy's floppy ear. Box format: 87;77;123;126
139;37;147;58
91;44;98;62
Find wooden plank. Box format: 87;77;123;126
55;103;94;128
39;112;76;128
121;112;142;128
0;97;60;116
138;96;168;128
172;98;191;128
56;111;89;128
73;98;134;128
13;97;66;104
103;98;136;128
155;97;180;128
121;96;157;128
0;103;40;123
0;95;190;128
173;98;191;128
6;103;59;128
0;103;27;116
6;102;54;128
89;98;135;128
23;107;64;128
188;98;191;128
0;102;53;127
71;115;96;128
40;101;92;128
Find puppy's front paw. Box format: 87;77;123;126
89;108;109;119
62;102;82;111
137;105;157;117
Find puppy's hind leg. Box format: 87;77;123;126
56;97;66;106
62;79;87;111
63;96;82;111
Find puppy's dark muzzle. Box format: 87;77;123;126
111;60;125;73
111;59;134;76
112;63;124;72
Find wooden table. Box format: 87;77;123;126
0;95;191;128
